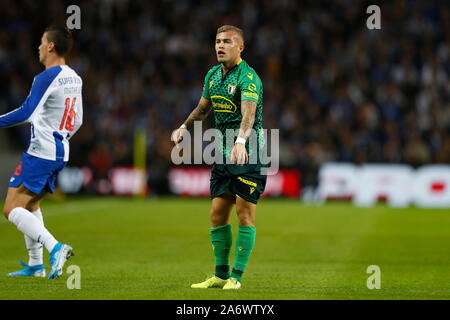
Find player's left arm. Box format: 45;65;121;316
0;69;59;128
0;87;40;128
231;71;261;165
238;100;257;140
231;100;256;165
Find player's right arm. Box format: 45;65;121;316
171;96;211;145
172;67;216;145
183;97;212;129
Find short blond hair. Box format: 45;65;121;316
217;25;244;43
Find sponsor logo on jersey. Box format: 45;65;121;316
248;83;257;92
243;92;259;100
237;176;257;187
247;73;253;80
211;95;237;113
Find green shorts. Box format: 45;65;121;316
210;164;267;204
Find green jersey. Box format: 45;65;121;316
202;59;264;163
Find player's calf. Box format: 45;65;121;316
3;203;22;219
3;186;38;218
2;206;10;219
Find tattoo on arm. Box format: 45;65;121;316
239;100;257;139
184;97;212;129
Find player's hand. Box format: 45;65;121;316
230;143;248;165
171;127;187;147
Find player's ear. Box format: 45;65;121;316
47;41;55;53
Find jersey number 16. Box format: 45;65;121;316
59;97;77;131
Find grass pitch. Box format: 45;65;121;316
1;197;450;300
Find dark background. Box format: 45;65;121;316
0;0;448;195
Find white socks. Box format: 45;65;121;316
8;207;58;254
24;209;44;266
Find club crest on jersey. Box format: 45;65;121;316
227;84;236;95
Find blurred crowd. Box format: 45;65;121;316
0;0;448;191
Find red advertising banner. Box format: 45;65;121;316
168;167;301;198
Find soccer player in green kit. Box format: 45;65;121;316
172;25;266;290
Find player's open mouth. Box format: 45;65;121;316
218;51;225;55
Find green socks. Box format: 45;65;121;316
211;224;232;280
211;224;256;282
231;225;256;282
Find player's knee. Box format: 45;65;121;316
237;216;253;226
210;209;227;227
236;213;251;225
210;210;222;224
236;207;254;226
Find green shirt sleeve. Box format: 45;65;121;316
202;68;214;100
240;71;261;103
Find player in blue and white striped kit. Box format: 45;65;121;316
1;25;83;279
